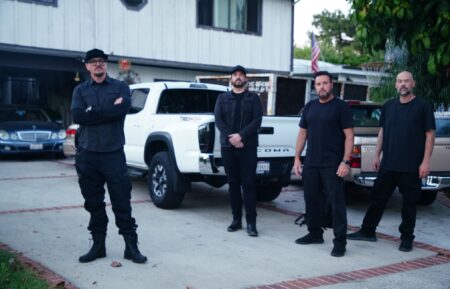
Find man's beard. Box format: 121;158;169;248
398;87;411;97
232;79;247;88
94;71;105;78
318;91;332;99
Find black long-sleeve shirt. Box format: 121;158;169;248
71;75;131;152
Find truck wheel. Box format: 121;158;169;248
148;151;187;209
417;190;437;206
256;182;283;202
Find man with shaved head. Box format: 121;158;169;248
347;71;435;252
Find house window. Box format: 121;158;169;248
17;0;57;6
197;0;262;35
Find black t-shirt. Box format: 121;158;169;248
380;97;435;172
300;97;353;167
231;91;243;134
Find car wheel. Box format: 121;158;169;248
148;151;187;209
417;190;437;206
256;182;283;202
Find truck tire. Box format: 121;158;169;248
148;151;187;209
256;182;283;202
417;190;437;206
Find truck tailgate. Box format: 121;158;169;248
257;116;300;158
355;127;380;173
430;137;450;172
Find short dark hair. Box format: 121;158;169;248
313;71;333;82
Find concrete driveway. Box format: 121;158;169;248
0;157;449;289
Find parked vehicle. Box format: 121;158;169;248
295;101;450;206
348;102;450;206
124;82;299;209
0;105;66;156
63;123;79;157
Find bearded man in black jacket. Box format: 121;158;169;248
214;65;263;237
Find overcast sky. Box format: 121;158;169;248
294;0;351;47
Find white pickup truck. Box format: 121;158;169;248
124;82;299;209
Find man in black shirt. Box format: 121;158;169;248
293;71;354;257
347;71;435;252
214;65;263;237
71;48;147;263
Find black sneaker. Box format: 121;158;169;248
331;246;346;257
227;220;242;232
347;230;377;242
399;240;413;252
295;233;324;245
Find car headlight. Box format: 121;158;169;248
58;129;66;139
51;132;58;140
10;132;18;140
0;130;9;140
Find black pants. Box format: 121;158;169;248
221;149;258;225
303;166;347;247
75;148;137;235
360;169;421;241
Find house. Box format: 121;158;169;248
0;0;294;124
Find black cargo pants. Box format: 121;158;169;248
221;149;258;225
75;148;137;235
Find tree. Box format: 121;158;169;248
312;10;355;50
352;0;450;107
294;9;383;67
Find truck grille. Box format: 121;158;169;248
18;131;51;142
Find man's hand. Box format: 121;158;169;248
293;158;302;176
336;162;350;178
228;133;242;147
114;97;123;105
372;155;381;171
419;161;430;179
234;141;244;149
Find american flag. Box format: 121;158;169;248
311;33;320;73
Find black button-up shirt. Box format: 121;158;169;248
71;75;131;152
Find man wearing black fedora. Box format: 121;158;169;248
71;48;147;263
214;65;263;237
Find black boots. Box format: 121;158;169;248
227;219;242;232
79;233;106;263
123;234;148;264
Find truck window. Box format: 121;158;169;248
436;118;450;137
157;89;222;114
351;106;381;127
128;88;149;114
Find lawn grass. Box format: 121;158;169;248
0;248;52;289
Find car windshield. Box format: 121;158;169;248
0;108;50;122
435;117;450;137
351;105;381;127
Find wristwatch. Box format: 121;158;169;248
342;160;351;166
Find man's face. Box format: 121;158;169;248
395;72;415;97
85;58;107;78
314;75;333;100
230;70;247;89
